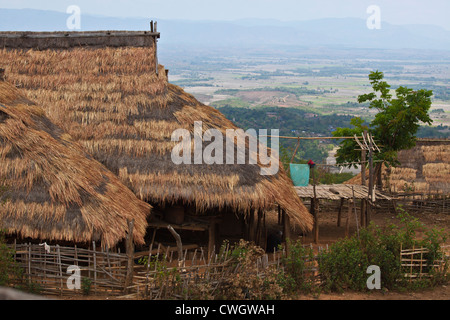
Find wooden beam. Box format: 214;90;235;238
259;135;355;140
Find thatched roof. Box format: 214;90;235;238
0;80;151;247
0;46;313;232
344;139;450;194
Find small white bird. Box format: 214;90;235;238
39;242;51;253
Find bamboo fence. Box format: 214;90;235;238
9;241;129;296
400;245;450;281
7;241;449;298
127;242;323;299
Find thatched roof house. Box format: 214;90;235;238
0;34;313;235
0;80;151;247
345;139;450;194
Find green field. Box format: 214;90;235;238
166;48;450;134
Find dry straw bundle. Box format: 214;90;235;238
344;140;450;194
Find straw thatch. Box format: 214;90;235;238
344;139;450;194
0;47;313;232
0;80;151;247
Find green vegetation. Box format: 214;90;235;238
218;106;354;162
334;71;434;169
319;211;448;292
417;124;449;138
147;212;448;299
215;86;331;97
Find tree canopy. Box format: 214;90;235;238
333;71;433;168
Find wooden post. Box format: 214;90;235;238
337;198;344;227
248;210;256;242
277;204;281;225
311;165;319;244
352;187;360;238
367;131;374;225
263;211;267;252
57;244;63;295
167;225;183;266
345;200;351;237
124;219;135;292
361;147;366;186
208;219;217;259
92;241;97;294
360;199;366;227
312;200;319;244
366;201;372;226
282;210;290;255
256;209;263;247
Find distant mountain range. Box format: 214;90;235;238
1;8;450;51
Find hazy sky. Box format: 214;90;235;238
2;0;450;30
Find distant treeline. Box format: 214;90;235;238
215;86;332;97
218;106;355;162
218;106;449;162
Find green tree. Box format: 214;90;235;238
333;71;433;179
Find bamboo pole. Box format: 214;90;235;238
124;219;135;292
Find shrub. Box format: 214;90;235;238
279;240;317;294
0;232;22;287
318;210;448;292
214;240;285;300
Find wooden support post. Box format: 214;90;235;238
366;131;374;227
337;198;344;227
92;241;97;294
263;211;267;252
124;219;135;292
312;199;319;244
311;166;319;244
361;148;366;186
167;225;183;266
256;209;263;247
277;204;281;225
345;200;351;237
360;199;366;228
366;201;372;226
282;210;290;254
248;210;256;242
208;219;217;259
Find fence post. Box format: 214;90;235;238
124;219;135;292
